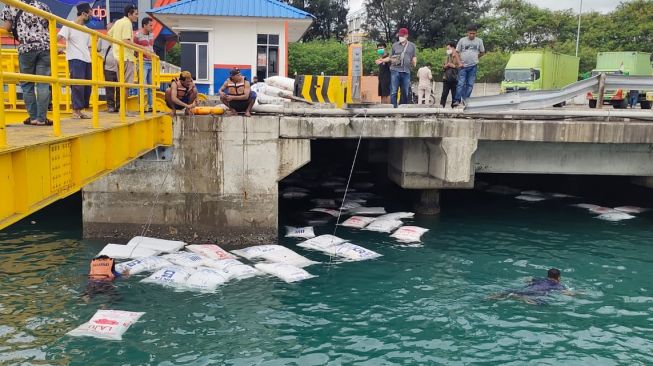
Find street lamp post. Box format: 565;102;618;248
575;0;583;57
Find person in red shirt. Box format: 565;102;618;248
133;17;155;111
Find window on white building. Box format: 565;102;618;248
180;31;209;81
256;34;279;82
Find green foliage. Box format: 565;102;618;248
165;43;181;67
477;52;511;83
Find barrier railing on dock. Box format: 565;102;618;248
0;0;161;147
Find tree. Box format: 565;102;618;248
363;0;490;47
289;0;349;41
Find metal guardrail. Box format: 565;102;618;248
464;75;653;112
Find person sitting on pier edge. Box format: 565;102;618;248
81;255;129;300
218;68;256;117
164;71;198;116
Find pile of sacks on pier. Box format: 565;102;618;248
251;76;295;105
97;232;385;292
481;184;648;222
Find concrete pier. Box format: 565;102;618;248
83;113;653;243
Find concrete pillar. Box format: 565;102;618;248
387;137;477;189
82;115;310;245
414;189;440;215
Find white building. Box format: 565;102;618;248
149;0;314;94
346;8;367;44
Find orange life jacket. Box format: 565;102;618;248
89;257;115;281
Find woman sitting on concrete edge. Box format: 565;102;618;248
164;70;198;116
218;68;256;117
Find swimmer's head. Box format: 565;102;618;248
547;268;561;281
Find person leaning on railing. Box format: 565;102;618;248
1;0;53;125
57;3;92;119
97;21;119;113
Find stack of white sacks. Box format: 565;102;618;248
251;76;295;105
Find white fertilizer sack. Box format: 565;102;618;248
264;76;295;91
515;195;546;202
231;245;318;267
339;201;362;210
596;212;635;222
375;212;415;221
205;259;261;280
126;236;185;253
115;256;172;275
339;216;375;229
364;219;403;233
163;252;208;268
297;235;347;251
310;208;340;217
67;310;145;341
141;266;193;287
349;207;387;215
589;206;619;214
98;244;160;260
332;243;382;261
285;226;316;239
186;244;236;261
390;226;430;243
256;94;286;105
572;203;601;210
255;263;316;283
185;267;229;292
614;206;648;214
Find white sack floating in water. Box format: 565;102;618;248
571;203;601;210
141;266;193;288
330;243;382;261
363;219;403;233
186;244;236;261
231;245;318;267
349;207;387;215
98;244;160;259
595;212;636;222
390;226;430;243
375;212;415;220
614;206;649;214
255;263;316;283
115;256;172;275
127;236;186;253
163;252;208;268
515;195;547;202
589;206;619;214
67;310;145;341
339;216;376;229
184;267;229;292
309;208;340;217
297;235;347;252
285;226;316;239
205;259;261;280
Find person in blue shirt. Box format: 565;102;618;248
489;268;574;305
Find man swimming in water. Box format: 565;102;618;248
81;255;129;302
489;268;574;305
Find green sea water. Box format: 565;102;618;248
1;180;652;365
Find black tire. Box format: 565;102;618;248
640;100;652;109
613;99;628;109
589;99;597;108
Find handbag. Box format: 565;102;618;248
390;43;408;67
444;67;458;83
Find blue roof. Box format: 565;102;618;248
150;0;315;19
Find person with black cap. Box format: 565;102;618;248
58;3;92;119
218;68;256;117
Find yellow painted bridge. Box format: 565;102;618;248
0;0;173;230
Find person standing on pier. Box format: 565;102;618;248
453;24;485;108
416;63;433;105
98;22;119;113
1;0;53;125
386;28;417;108
374;42;391;104
58;3;92;119
441;41;462;108
134;17;155;112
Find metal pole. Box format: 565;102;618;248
91;34;99;128
106;0;111;24
575;0;583;57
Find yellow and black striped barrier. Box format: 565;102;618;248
294;75;345;107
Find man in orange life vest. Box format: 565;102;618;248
218;68;256;117
82;255;129;300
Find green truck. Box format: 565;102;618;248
588;52;653;109
501;50;580;95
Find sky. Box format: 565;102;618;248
348;0;622;14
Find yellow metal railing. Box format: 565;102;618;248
0;0;161;147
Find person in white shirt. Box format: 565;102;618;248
416;63;433;105
58;3;92;119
